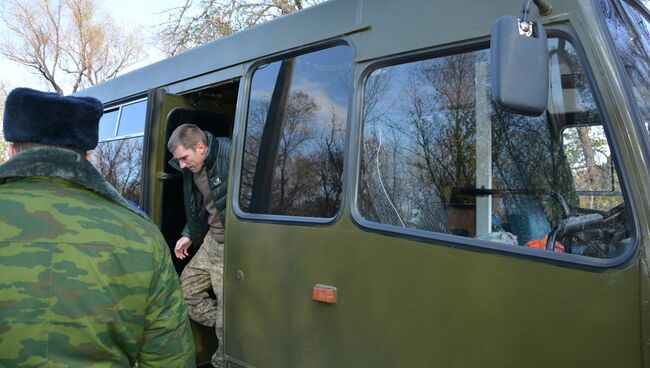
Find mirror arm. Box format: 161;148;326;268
533;0;553;16
521;0;553;22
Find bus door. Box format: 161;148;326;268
225;43;355;367
144;83;238;259
143;82;239;365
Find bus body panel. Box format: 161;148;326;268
225;216;642;367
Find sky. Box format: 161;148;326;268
0;0;180;92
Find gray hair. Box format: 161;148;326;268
167;124;207;152
12;142;86;156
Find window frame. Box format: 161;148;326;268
350;25;638;269
99;97;147;143
233;39;356;224
95;96;148;207
98;108;120;142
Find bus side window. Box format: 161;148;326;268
357;38;631;261
239;44;353;219
93;99;146;206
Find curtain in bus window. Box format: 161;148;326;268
357;39;630;260
601;0;650;137
239;45;353;218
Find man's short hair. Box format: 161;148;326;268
167;124;207;152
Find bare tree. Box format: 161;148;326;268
273;90;317;213
92;138;144;204
241;90;322;215
159;0;325;56
1;0;144;94
308;109;344;217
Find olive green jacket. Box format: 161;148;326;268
169;131;231;249
0;147;195;367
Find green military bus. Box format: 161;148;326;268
77;0;650;366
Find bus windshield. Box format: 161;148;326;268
602;0;650;138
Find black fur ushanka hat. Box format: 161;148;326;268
3;87;104;151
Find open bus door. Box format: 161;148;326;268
143;85;236;264
142;89;194;228
143;83;238;366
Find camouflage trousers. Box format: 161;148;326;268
181;234;224;368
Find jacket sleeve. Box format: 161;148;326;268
138;233;196;367
181;223;191;239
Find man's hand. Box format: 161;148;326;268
174;236;193;259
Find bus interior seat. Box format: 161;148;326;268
502;194;551;244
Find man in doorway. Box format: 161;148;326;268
168;123;231;368
0;88;195;367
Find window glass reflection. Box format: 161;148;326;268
239;45;353;218
602;1;650;136
357;39;630;259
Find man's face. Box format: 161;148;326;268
172;142;207;173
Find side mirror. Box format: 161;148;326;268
491;15;549;116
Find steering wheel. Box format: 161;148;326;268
545;213;604;251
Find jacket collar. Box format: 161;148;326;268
169;130;218;172
0;147;132;210
202;131;218;170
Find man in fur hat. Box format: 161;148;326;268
0;88;196;367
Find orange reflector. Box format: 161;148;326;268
312;284;337;304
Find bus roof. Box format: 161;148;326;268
75;0;579;104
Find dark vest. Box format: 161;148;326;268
169;131;231;248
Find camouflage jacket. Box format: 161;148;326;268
0;147;195;367
169;131;231;249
